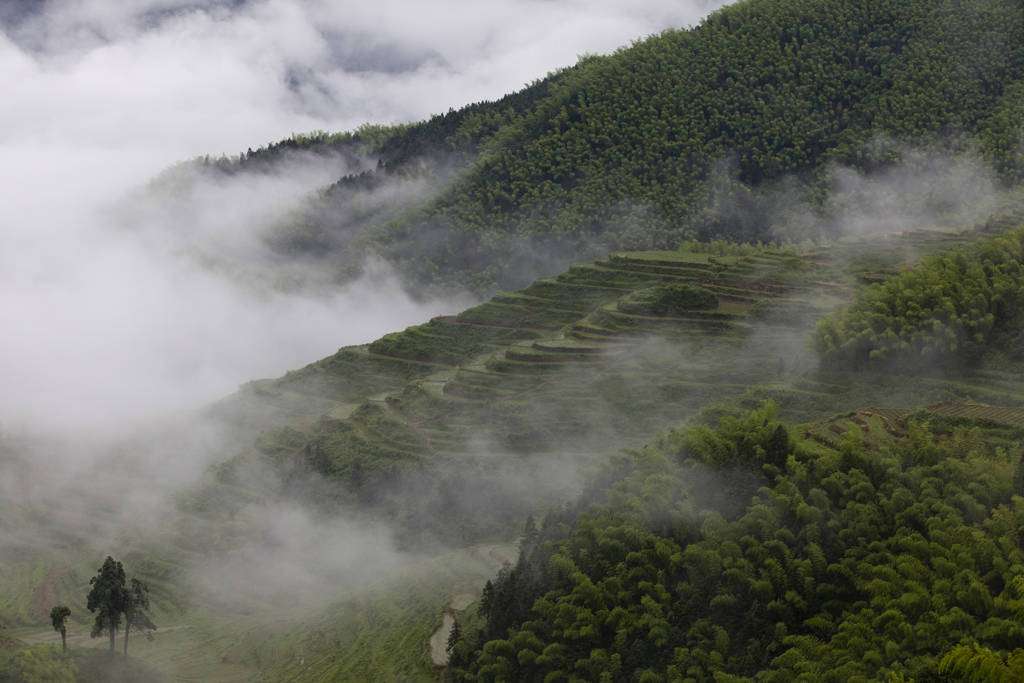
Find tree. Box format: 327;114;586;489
87;556;126;653
447;617;461;656
122;578;154;655
49;605;70;654
1013;454;1024;498
85;556;154;655
939;643;1024;682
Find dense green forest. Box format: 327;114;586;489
814;226;1024;368
171;0;1024;295
448;403;1024;681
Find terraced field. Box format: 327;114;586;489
282;249;810;470
6;212;1024;682
216;218;1024;542
802;402;1024;470
922;403;1024;426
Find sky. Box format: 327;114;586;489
0;0;733;433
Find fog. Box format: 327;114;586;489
2;4;745;663
1;0;732;436
689;139;1006;249
778;142;1002;242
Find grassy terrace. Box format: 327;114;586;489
268;246;836;497
801;403;1024;456
228;221;1024;535
9;223;1024;682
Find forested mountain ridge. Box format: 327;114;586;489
171;0;1024;296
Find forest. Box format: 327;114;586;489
813;227;1024;368
448;402;1024;681
171;0;1024;296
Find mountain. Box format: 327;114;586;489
5;0;1024;680
169;0;1024;296
217;217;1023;548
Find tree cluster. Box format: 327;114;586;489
85;556;154;656
813;226;1024;369
448;403;1024;681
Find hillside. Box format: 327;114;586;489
3;220;1024;681
212;223;1000;544
2;207;1022;679
196;213;1024;680
162;0;1024;296
5;0;1024;679
448;402;1024;681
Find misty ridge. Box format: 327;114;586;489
0;134;1013;610
0;144;468;436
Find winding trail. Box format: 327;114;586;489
30;566;67;623
428;612;456;667
429;592;478;667
428;543;518;676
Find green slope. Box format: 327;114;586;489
449;402;1024;681
171;0;1024;295
209;214;1024;549
5;213;1024;681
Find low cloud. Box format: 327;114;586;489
0;0;738;635
0;0;730;437
2;1;731;157
813;144;1001;237
691;141;1003;245
189;503;409;604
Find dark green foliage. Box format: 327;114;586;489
85;557;154;656
87;557;126;653
49;605;70;654
180;0;1024;295
939;642;1024;682
451;404;1024;681
814;227;1024;368
122;578;153;656
1014;455;1024;499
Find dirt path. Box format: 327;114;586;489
17;623;191;649
429;612;456;666
31;566;67;623
429;592;477;667
429;543;518;672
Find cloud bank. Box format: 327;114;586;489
0;1;732;433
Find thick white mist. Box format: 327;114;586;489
0;0;730;434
